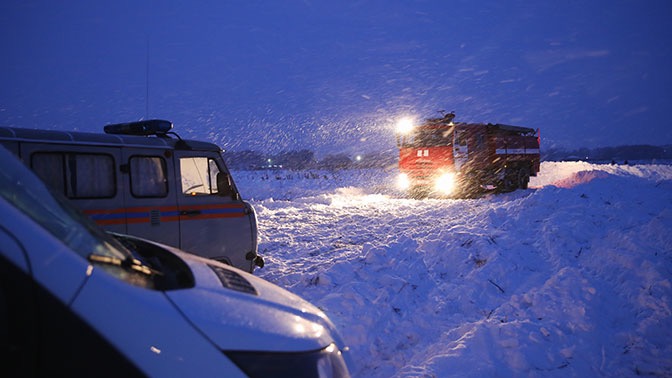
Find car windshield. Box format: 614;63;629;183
0;146;130;263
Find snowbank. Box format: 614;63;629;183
233;162;672;377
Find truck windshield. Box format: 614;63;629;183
404;128;453;148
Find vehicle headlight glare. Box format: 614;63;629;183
435;173;456;195
395;117;414;135
397;173;410;190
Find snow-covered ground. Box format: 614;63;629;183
233;162;672;377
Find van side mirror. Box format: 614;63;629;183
216;172;236;199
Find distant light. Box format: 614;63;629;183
396;117;415;135
356;155;362;161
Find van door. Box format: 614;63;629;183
19;143;127;235
120;148;180;249
453;126;469;171
173;150;255;272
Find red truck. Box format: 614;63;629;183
395;112;540;197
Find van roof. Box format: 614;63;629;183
0;126;223;152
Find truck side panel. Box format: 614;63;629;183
492;132;540;174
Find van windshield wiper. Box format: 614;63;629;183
88;253;161;276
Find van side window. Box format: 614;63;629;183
31;152;66;194
31;152;115;199
180;157;221;196
129;156;168;198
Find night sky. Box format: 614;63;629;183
1;0;671;156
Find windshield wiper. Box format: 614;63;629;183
88;253;162;276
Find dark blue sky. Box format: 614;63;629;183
1;1;671;156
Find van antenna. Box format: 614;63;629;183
145;35;150;119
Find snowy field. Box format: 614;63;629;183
233;162;672;377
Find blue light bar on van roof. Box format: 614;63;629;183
103;119;173;136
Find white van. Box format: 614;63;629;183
0;120;263;272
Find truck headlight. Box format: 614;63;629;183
225;343;350;378
397;173;410;190
435;172;456;195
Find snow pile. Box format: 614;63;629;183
234;162;672;377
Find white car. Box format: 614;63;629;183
0;145;351;377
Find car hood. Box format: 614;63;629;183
165;249;343;352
